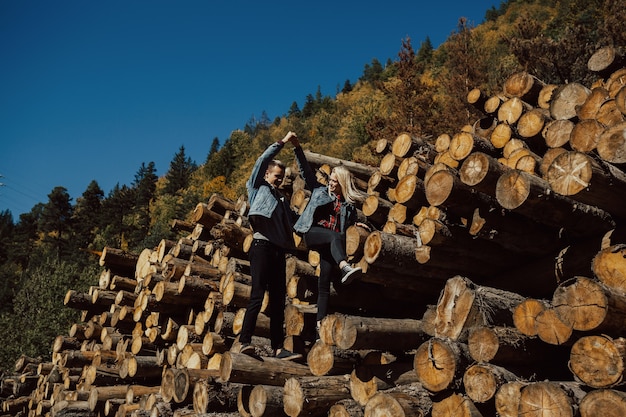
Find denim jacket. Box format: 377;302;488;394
292;155;358;235
247;141;306;221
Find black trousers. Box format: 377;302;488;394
304;226;346;322
239;239;287;350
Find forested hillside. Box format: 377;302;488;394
0;0;624;372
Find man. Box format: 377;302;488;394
236;131;304;360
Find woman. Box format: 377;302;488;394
293;159;370;336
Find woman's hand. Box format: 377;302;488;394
355;222;371;231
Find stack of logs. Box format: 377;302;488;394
3;45;626;417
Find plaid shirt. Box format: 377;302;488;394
317;195;342;232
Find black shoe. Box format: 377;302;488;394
275;349;303;361
239;343;255;355
341;264;362;285
239;343;264;361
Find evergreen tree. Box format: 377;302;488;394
341;79;353;94
163;146;197;195
205;137;220;165
99;184;135;249
131;162;158;243
38;187;73;260
72;180;104;251
360;58;384;84
288;101;301;118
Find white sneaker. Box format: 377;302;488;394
341;265;362;285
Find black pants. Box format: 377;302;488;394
239;239;287;350
304;226;346;322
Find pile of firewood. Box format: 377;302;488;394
2;45;626;417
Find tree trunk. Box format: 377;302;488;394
543;119;574;149
364;387;432;417
391;132;434;160
494;381;529;417
503;71;546;105
306;340;356;377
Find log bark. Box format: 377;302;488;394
99;247;139;277
364;387;432;417
303;150;377;184
220;352;312;386
283;375;351;417
433;276;524;340
332;314;429;351
495;169;616;238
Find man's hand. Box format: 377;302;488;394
282;131;300;147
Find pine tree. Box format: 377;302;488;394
38;187;73;260
163;146;197;195
72;180;104;251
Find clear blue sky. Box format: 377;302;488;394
1;0;496;219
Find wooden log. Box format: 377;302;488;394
513;298;551;336
495;381;529;417
364;386;432;417
484;94;505;115
391;132;435;160
349;360;420;407
579;389;626;417
328;399;364;417
503;71;546;105
393;174;426;211
546;150;626;220
597;121;626;164
495;169;616;238
433;276;524;340
587;46;626;79
431;392;482;417
191;203;223;229
543;119;574;149
463;363;519;404
303;149;377;184
459;151;509;196
413;338;471;392
332;314;429;351
570;335;626;388
283;375;351;417
518;381;587;417
306;340;356;377
490;122;513;149
535;307;573;346
99;247;139;277
248;384;284;417
592;243;626;294
361;194;393;226
449;131;497;162
550;82;592;121
552;276;626;334
220;351;312;386
498;97;530;125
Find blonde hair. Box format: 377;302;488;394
331;166;366;204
